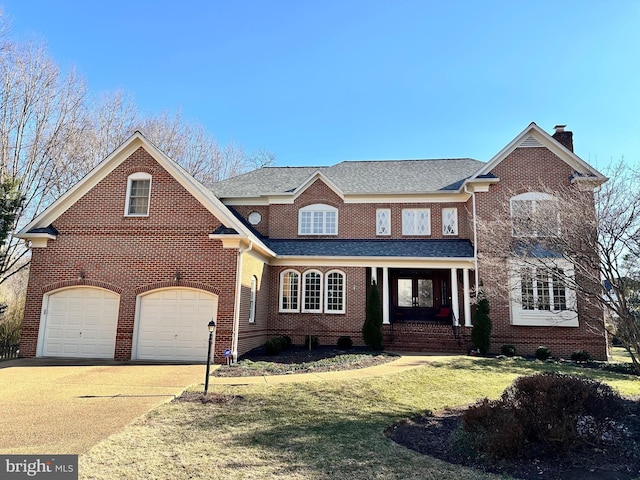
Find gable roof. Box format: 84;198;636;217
471;122;606;182
210;158;485;199
18;131;274;256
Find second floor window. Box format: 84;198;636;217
511;192;559;237
299;204;338;235
402;208;431;236
442;208;458;235
125;172;152;216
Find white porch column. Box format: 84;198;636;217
450;268;459;326
371;267;378;285
382;267;390;325
463;268;472;327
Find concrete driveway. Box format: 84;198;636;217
0;359;206;454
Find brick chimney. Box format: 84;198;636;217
552;125;573;152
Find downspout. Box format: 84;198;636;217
464;184;480;298
231;239;253;363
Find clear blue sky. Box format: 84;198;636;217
3;1;640;168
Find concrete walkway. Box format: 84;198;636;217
210;352;454;385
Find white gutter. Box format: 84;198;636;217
464;184;480;298
230;240;253;362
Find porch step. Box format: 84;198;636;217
383;322;471;354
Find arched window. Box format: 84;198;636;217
302;270;323;312
325;270;345;314
248;276;257;323
298;204;338;235
125;172;152;216
510;192;558;237
279;270;300;313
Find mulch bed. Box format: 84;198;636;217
385;398;640;480
213;345;395;377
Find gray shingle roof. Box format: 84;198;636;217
263;239;474;258
210;158;485;198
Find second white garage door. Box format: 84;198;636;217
135;288;218;362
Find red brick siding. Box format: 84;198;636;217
266;266;367;346
234;179;472;240
475;147;607;360
21;147;239;363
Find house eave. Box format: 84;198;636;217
269;255;476;268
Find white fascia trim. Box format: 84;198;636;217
269;256;475;269
471;123;607;181
292;171;345;200
461;177;501;193
221;192;473;206
571;176;608;191
19;134;146;234
342;193;472;204
208;233;276;257
18;233;57;248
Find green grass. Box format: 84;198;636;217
79;356;640;480
610;345;634;364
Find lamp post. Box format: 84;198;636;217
204;319;216;395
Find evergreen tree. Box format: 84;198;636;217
362;281;383;350
471;297;492;355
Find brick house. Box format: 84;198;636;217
17;122;609;362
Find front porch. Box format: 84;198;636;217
369;266;475;352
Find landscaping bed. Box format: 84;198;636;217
213;345;396;377
387;398;640;480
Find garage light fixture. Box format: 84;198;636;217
77;270;85;281
173;270;181;282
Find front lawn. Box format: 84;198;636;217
79;356;640;480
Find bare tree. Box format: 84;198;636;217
478;161;640;371
0;14;275;286
0;36;88;284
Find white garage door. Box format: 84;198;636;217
41;288;119;358
136;288;218;362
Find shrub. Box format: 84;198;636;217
500;344;517;357
471;297;492;355
535;346;552;361
362;281;383;350
264;337;284;355
459;398;525;460
461;373;625;459
337;336;353;349
570;349;591;363
281;335;292;349
304;335;319;349
502;373;624;453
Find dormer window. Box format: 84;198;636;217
125;172;152;216
298;204;338;235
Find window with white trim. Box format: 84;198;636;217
511;192;559;237
279;270;300;312
299;204;338;235
376;209;391;236
402;208;431;235
442;208;458;235
510;260;577;326
248;276;257;323
325;270;345;314
302;270;323;312
125;172;152;216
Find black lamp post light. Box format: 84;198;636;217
204;319;216;395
